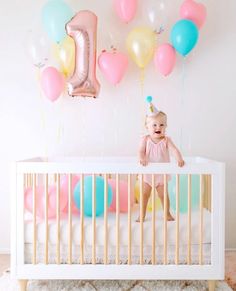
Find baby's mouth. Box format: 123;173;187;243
155;130;161;134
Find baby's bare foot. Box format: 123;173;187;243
136;217;145;222
167;213;175;221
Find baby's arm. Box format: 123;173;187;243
139;136;148;166
167;138;185;167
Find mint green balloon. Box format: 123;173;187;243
168;175;200;213
42;0;73;43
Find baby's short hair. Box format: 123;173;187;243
145;111;167;127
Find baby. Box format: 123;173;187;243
137;96;184;222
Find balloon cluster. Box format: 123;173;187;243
26;0;207;100
121;0;206;79
25;175;135;218
27;0;100;102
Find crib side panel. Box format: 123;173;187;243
13;158;225;280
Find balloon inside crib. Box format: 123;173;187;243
24;174;200;218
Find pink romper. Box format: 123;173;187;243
142;136;171;187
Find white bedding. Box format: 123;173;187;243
24;207;211;264
24;207;211;246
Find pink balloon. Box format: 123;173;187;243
24;184;68;219
180;0;207;29
108;179;134;212
66;11;100;98
154;43;176;76
41;66;64;102
60;174;80;215
113;0;137;23
98;50;128;85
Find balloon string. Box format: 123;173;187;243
180;56;186;153
36;67;48;158
140;68;145;98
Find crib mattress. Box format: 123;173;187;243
24;207;211;246
24;207;211;264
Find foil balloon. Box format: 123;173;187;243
66;11;100;98
98;50;128;85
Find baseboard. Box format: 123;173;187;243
0;248;10;254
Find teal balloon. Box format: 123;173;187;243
74;176;113;217
42;0;73;43
168;175;200;213
171;19;199;56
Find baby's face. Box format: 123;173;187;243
146;115;167;139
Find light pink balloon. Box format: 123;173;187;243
60;174;80;215
180;0;207;29
66;11;100;98
108;179;134;213
24;185;68;219
113;0;137;23
41;66;64;102
154;43;176;76
98;50;128;85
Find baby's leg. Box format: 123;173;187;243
136;182;152;222
156;185;174;221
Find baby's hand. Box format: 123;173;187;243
140;156;148;166
178;159;185;167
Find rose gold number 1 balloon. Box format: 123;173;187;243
66;11;100;98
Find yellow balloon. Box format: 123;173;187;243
134;180;161;212
52;36;75;77
126;27;156;69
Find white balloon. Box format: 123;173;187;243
25;24;51;68
141;0;168;32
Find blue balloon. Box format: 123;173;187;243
74;176;113;217
171;19;199;56
42;0;73;43
168;174;200;213
146;96;153;103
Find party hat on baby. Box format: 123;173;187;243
146;96;159;116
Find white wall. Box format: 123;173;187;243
0;0;235;252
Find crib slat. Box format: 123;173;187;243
104;174;108;264
92;174;96;264
68;174;72;264
116;174;120;265
56;173;61;264
80;174;84;264
128;174;132;265
151;174;156;265
32;174;37;265
44;174;49;265
187;174;192;265
163;174;167;265
139;174;143;264
175;174;180;265
199;174;203;264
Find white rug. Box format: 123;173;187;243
0;271;232;291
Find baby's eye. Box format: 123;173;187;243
153;123;157;127
160;124;164;127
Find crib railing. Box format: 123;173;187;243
13;156;225;280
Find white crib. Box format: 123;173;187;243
11;156;225;291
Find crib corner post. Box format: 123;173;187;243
18;279;28;291
208;280;216;291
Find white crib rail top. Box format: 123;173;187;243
16;156;224;175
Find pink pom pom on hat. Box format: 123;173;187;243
146;96;159;116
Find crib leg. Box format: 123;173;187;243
18;279;28;291
208;280;216;291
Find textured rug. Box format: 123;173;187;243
0;271;232;291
